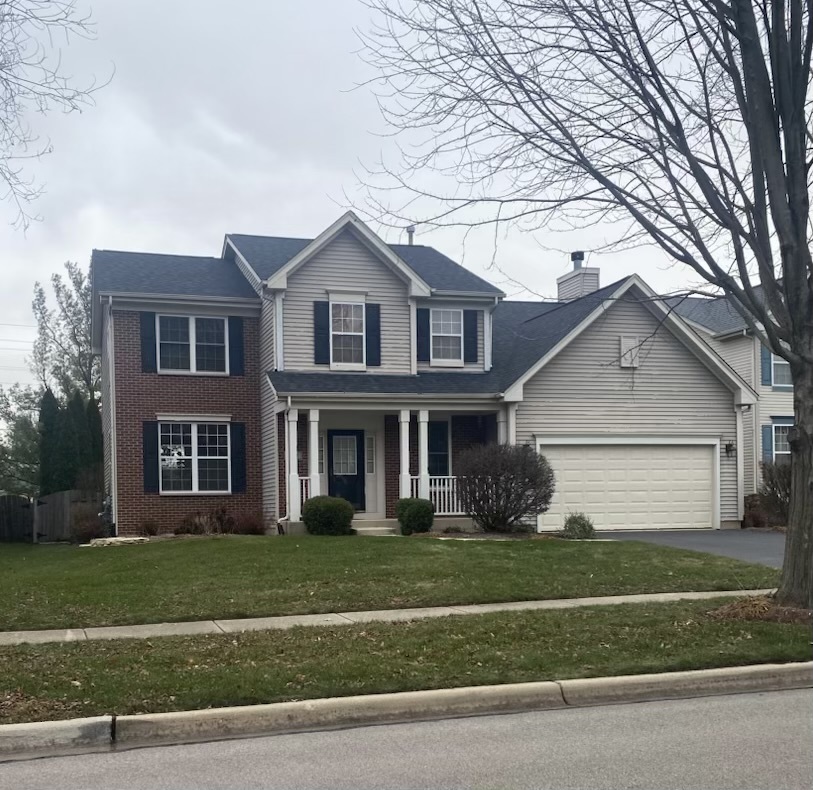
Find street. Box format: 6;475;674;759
1;690;810;790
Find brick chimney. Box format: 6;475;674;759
557;251;600;301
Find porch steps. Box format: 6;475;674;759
353;520;400;537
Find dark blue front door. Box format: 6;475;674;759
327;430;365;511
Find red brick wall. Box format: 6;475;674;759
276;413;310;517
113;310;263;535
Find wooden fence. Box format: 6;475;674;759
0;495;33;542
33;490;104;543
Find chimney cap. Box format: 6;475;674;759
570;250;585;269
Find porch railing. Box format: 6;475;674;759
299;477;311;504
409;475;465;516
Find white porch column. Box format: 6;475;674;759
308;409;321;498
506;403;518;445
287;409;301;521
418;409;430;499
399;409;412;499
497;408;508;444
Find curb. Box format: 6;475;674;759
1;662;810;762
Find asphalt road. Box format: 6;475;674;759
606;528;786;568
2;690;810;790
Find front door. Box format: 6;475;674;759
327;430;365;511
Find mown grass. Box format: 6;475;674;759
0;536;777;631
0;599;806;724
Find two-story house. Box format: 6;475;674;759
91;212;757;536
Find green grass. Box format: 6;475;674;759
0;536;778;631
0;600;806;724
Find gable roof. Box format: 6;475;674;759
667;286;770;336
91;250;259;300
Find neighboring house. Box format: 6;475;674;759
91;212;756;536
670;292;794;495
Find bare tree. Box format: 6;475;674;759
1;0;100;228
361;0;813;606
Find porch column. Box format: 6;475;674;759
418;409;430;499
308;409;321;498
506;403;518;445
497;408;508;444
287;409;301;521
399;409;411;499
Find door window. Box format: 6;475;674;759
332;435;358;475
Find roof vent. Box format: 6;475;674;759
406;225;416;246
557;252;600;301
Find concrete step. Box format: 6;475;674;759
353;520;400;537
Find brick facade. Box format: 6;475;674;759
112;310;263;535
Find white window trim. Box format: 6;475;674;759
771;353;792;388
772;423;792;462
159;421;232;495
429;308;464;368
156;314;230;376
329;300;366;371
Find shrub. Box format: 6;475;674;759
141;520;160;537
302;495;355;535
743;494;768;529
456;444;555;532
70;503;106;543
760;460;791;525
233;511;268;535
561;512;596;539
396;497;434;535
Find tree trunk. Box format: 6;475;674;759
775;361;813;609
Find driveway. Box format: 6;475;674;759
605;528;785;568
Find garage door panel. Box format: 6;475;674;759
538;443;715;531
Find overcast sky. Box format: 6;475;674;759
0;0;704;388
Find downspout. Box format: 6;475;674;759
108;296;119;536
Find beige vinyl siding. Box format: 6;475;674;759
516;299;740;521
417;306;485;372
259;297;278;520
283;229;411;373
101;308;114;495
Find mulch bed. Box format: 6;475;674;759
708;595;812;626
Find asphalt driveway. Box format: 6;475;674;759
605;529;785;568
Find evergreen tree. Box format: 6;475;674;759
67;390;92;474
37;389;60;496
51;404;79;493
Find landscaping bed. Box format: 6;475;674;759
0;599;807;724
0;537;778;631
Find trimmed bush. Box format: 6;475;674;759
396;497;434;535
302;495;355;535
233;511;268;535
70;504;106;543
141;520;160;537
561;512;596;539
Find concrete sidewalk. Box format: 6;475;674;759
0;588;773;647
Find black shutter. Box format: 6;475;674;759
230;422;247;493
366;303;381;366
228;317;245;375
463;310;479;364
140;312;157;373
416;308;430;362
314;301;330;365
143;421;159;493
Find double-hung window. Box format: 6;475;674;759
158;316;228;373
428;421;450;476
159;422;230;493
773;424;792;464
772;354;792;387
430;309;463;366
330;302;365;368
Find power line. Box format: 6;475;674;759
0;338;34;344
0;323;35;329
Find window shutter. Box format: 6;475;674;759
366;303;381;366
761;424;773;463
463;310;478;364
313;301;330;365
416;308;430;362
140;312;157;373
230;422;247;493
143;421;159;493
228;317;245;375
761;344;772;386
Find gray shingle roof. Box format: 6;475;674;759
226;234;502;295
668;286;767;335
91;250;259;300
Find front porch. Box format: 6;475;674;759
280;406;506;522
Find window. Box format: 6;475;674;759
366;434;376;475
619;335;640;368
428;421;450;476
332;435;357;475
773;424;792;464
430;309;463;365
159;422;230;493
158;316;227;373
318;434;325;475
331;302;365;367
772;354;792;387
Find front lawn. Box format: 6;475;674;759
0;537;778;631
0;599;806;723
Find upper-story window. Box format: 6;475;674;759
330;302;365;368
772;353;792;387
430;309;463;366
158;316;228;374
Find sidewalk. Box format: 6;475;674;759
0;588;773;647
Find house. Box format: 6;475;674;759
670;291;794;494
91;212;757;536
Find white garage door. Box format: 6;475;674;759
537;443;715;531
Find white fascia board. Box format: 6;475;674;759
222;237;263;290
103;293;261;315
429;290;506;300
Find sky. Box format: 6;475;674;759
0;0;703;389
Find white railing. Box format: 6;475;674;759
408;475;465;516
299;477;311;504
